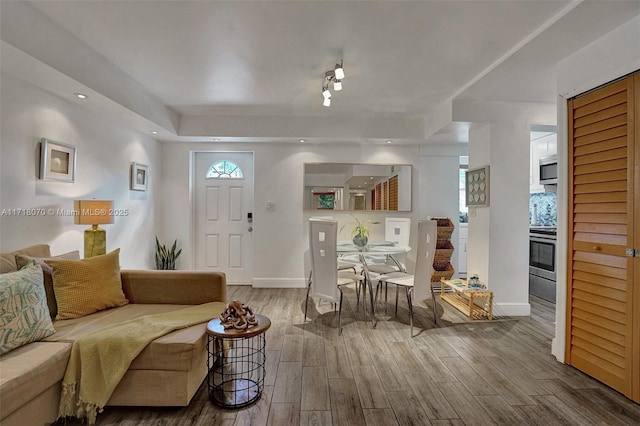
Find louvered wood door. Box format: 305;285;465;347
566;72;639;402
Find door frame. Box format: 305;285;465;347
188;150;255;274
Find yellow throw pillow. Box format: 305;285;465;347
15;250;81;319
45;249;128;320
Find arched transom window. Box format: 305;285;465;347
206;161;244;179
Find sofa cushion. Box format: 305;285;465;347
46;304;208;371
45;249;128;320
15;251;81;319
0;244;51;273
0;262;56;355
0;341;71;419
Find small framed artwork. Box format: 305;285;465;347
130;162;149;191
465;165;490;207
314;192;335;209
40;138;77;182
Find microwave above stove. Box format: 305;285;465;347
539;155;558;185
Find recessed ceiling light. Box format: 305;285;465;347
151;130;158;135
370;177;374;179
386;140;392;144
75;93;88;99
299;139;305;143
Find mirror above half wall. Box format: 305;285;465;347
303;163;412;212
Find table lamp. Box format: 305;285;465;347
74;199;114;258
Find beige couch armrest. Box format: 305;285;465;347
120;270;227;305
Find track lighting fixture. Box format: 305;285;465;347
321;60;345;106
334;62;345;80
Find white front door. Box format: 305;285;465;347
194;152;254;284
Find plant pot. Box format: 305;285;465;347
353;235;368;250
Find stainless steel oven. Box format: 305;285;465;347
529;227;556;303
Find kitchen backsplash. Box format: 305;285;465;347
530;192;557;226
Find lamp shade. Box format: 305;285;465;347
74;200;114;225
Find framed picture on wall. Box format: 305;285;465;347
314;192;335;209
130;162;149;191
465;165;490;207
40;138;76;182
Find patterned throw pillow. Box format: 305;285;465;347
0;261;56;355
45;249;128;320
15;250;80;319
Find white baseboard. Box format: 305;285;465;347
252;278;307;288
493;302;531;316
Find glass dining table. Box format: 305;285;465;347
337;241;412;327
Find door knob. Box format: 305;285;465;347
248;226;253;232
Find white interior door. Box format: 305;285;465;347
194;152;254;284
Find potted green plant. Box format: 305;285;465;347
342;216;379;249
155;236;182;270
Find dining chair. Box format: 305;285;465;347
310;215;359;273
367;217;411;312
304;218;362;334
376;219;437;337
368;217;411;274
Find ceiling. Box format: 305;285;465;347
2;0;639;145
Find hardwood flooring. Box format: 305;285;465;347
57;286;640;425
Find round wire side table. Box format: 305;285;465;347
206;314;271;408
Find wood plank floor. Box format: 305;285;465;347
57;286;640;426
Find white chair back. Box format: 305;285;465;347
412;220;438;302
385;217;411;247
308;218;339;303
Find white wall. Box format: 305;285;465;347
553;15;640;362
0;73;160;268
160;142;462;288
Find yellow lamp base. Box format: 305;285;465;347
84;225;107;258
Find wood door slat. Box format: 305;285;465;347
573;250;627;269
573;146;627;166
571;332;625;368
573;240;627;256
574;158;627;175
573;222;627;235
573;114;627;138
574;232;626;246
573;260;627;280
572;307;626;335
574;103;628;128
572;318;626;347
571;350;626;384
573;203;626;214
573;213;627;225
573;280;627;302
573;270;627;292
573;124;627;147
572;80;628;110
573;299;626;325
573;169;627;185
572;289;626;314
574;191;627;203
573;180;627;194
574;136;627;157
571;336;625;367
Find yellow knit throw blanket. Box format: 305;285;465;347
58;302;226;424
